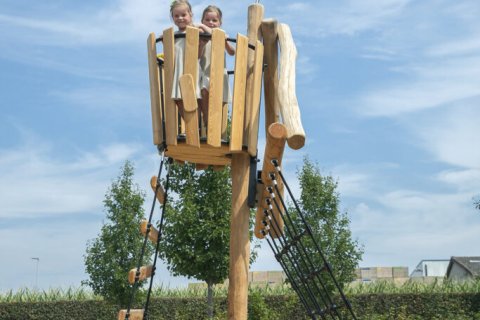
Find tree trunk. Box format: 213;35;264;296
207;281;214;319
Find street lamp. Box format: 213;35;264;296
31;257;39;289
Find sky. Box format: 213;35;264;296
1;0;479;291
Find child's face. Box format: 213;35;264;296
202;11;221;28
172;4;192;31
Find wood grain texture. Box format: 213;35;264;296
179;74;200;148
162;27;177;146
147;33;163;145
207;29;226;147
140;219;158;244
128;265;153;284
150;176;165;205
247;40;264;156
118;309;144;320
277;23;305;150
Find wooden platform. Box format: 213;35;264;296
165;137;247;167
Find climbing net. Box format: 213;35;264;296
258;159;357;320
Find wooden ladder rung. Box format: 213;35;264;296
140;219;159;244
128;265;154;284
150;176;165;204
118;309;144;320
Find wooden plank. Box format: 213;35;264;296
195;163;209;171
140;219;158;244
147;33;163;145
163;27;177;146
261;19;280;134
184;26;199;92
247;40;264;156
254;123;287;239
243;4;265;147
207;29;226;147
277;24;305;150
229;34;249;152
179;74;200;148
128;265;153;284
150;176;165;205
165;142;235;166
118;309;144;320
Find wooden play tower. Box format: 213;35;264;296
119;3;316;320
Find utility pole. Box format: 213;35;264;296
31;257;39;289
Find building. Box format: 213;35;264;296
446;256;480;281
410;259;449;278
353;266;409;284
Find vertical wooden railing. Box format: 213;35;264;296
147;33;163;145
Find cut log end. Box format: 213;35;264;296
287;134;305;150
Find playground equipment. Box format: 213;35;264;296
118;3;356;320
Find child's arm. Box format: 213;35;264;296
225;40;235;56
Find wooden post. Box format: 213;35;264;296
147;33;163;145
261;19;280;133
244;4;264;150
228;153;250;320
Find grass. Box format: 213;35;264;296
2;279;479;303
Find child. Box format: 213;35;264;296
198;5;235;127
170;0;210;120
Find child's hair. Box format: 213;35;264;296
201;5;223;24
170;0;193;16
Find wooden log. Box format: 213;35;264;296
179;74;200;148
261;19;280;133
140;219;158;244
247;40;264;157
150;176;165;205
128;265;153;284
118;309;144;320
244;4;264;147
277;23;305;150
254;123;287;239
228;153;251;320
147;33;163;145
229;34;249;153
207;29;226;147
163;27;177;146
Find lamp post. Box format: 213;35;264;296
31;257;39;289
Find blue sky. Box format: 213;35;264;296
1;0;479;291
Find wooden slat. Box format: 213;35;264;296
128;265;153;284
254;123;287;239
221;102;228;140
261;19;280;134
165;142;234;166
150;176;165;205
179;74;200;148
184;26;199;91
207;29;226;147
247;40;264;156
163;27;177;146
147;33;163;145
140;220;159;244
277;23;305;150
118;309;144;320
229;34;249;152
195;163;209;171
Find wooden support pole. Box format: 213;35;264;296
261;19;280;133
244;4;264;148
254;123;287;239
228;153;251;320
277;23;306;150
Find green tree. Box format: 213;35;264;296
159;162;257;318
83;161;153;305
289;157;363;290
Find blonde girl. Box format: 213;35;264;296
198;5;235;127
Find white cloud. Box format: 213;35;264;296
0;131;143;218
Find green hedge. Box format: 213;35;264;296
1;293;479;319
